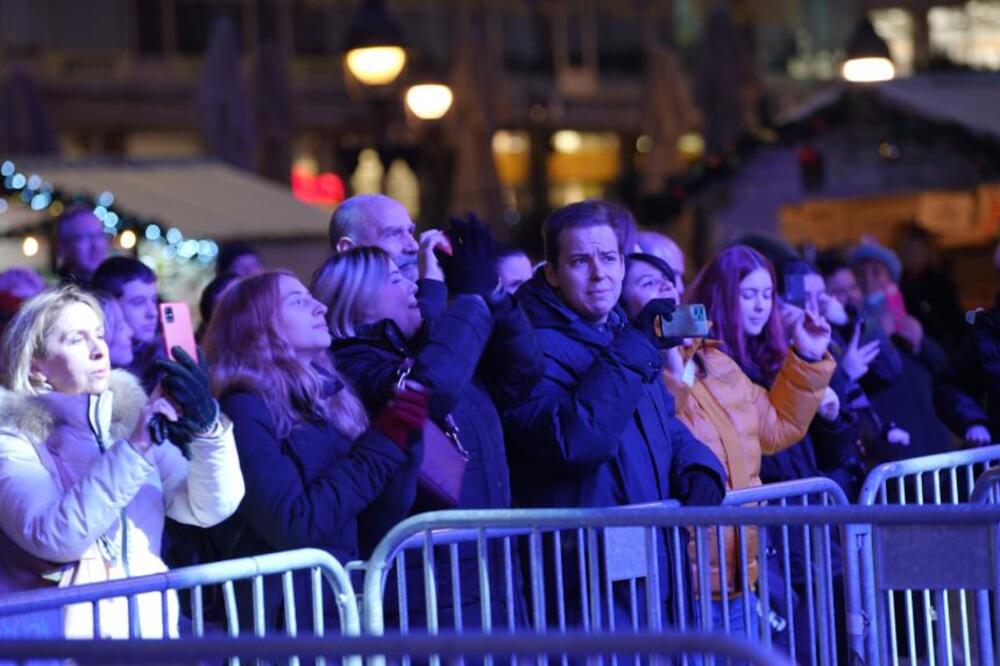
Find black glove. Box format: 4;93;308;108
441;214;498;297
632;297;682;350
676;467;724;507
154;347;219;445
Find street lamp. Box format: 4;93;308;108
405;83;453;120
841;19;896;83
343;0;407;86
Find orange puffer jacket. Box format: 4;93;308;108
663;341;834;599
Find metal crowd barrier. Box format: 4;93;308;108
854;444;1000;666
362;485;990;666
0;631;794;666
359;478;845;666
719;478;849;666
972;466;1000;504
0;548;360;649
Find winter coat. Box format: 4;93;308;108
332;293;540;631
862;334;989;461
954;296;1000;438
662;341;834;598
0;370;243;639
208;387;410;631
505;274;725;509
503;273;725;628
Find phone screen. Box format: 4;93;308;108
159;302;198;362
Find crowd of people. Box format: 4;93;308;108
0;194;997;643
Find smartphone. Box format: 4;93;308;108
655;303;711;339
783;274;807;309
159;302;198;362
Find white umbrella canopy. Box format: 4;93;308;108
3;158;329;240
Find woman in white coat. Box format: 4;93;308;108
0;286;244;639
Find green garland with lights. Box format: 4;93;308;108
0;159;219;263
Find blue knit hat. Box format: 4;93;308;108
849;242;902;283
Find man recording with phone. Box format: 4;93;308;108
503;200;724;630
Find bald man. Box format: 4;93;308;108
636;230;686;296
330;194;453;317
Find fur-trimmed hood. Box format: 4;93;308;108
0;369;148;446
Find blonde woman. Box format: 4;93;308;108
0;286;243;639
315;239;540;633
202;270;427;632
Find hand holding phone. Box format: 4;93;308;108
159;302;198;362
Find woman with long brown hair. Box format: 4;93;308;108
201;270;427;631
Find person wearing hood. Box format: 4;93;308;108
0;287;243;639
502;200;725;630
317;215;541;633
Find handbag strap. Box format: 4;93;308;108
395;358;469;457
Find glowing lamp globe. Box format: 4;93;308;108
405;84;454;120
345;46;407;86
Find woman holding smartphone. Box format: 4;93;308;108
620;247;834;636
0;286;243;639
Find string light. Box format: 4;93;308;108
0;158;217;265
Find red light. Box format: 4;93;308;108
292;168;345;206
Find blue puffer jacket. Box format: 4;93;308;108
503;272;725;630
504;273;725;510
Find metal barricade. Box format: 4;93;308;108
855;445;1000;666
0;548;359;656
0;630;795;666
971;466;1000;505
362;482;848;666
718;478;850;666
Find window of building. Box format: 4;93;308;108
870;8;915;75
547;131;621;208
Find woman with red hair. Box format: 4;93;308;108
621;245;834;637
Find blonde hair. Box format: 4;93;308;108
310;247;391;339
203;271;368;440
1;286;104;396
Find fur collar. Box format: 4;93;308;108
0;369;148;445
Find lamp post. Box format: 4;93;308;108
841;19;896;83
343;0;407;86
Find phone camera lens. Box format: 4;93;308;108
165;307;174;323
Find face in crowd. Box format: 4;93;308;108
738;267;774;337
276;274;332;362
825;267;864;311
497;253;533;295
58;212;109;279
32;302;111;395
621;259;679;319
357;199;420;282
363;260;423;340
545;224;624;324
103;298;135;368
118;278;159;345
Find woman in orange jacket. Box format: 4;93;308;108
621;247;835;635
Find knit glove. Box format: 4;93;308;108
373;387;429;449
676;467;725;507
441;214;498;297
632;297;682;350
154;347;219;446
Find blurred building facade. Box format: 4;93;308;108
2;0;999;256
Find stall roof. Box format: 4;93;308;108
2;158;330;240
778;73;1000;143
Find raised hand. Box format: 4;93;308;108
840;321;880;380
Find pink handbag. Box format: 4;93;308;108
396;359;470;508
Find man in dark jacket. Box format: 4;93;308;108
503;200;725;630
